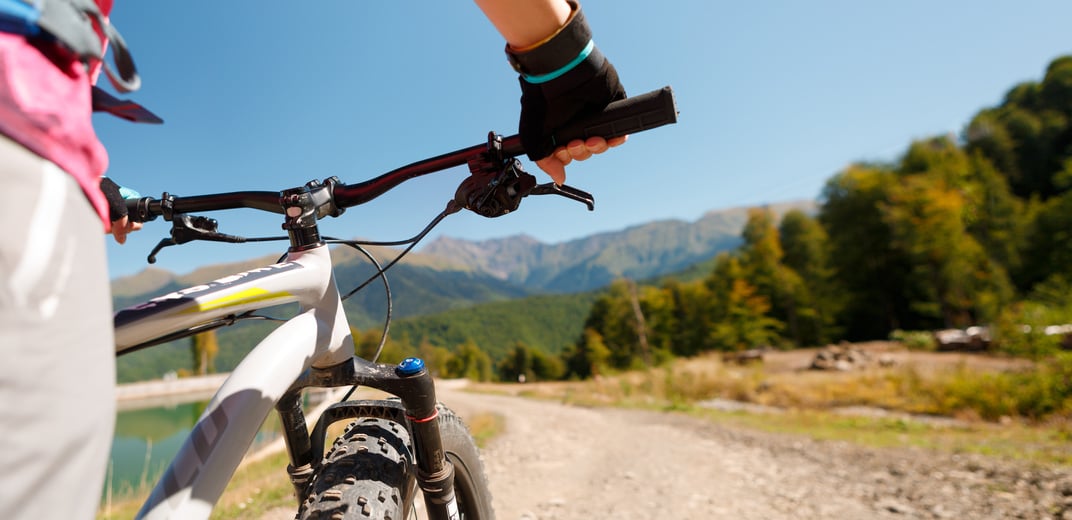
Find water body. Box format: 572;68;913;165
105;396;280;501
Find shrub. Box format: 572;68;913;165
889;329;936;351
904;354;1072;421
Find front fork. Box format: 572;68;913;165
276;356;459;520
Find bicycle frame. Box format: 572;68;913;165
115;244;355;518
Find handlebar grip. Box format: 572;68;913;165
501;86;678;157
553;86;677;144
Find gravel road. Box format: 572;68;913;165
435;384;1072;520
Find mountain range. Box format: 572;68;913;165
113;199;813;305
111;199;814;380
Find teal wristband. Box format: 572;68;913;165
522;40;595;84
118;185;141;200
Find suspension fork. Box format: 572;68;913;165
276;356;458;520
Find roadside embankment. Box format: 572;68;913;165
115;373;229;411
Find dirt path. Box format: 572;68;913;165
435;385;1072;520
259;382;1071;519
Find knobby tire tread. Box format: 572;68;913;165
297;403;494;520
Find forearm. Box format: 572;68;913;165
474;0;572;49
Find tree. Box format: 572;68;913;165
445;340;492;382
667;279;713;356
885;139;1015;327
417;340;454;379
190;330;219;376
498;342;533;383
964;57;1072;200
1021;191;1072;291
820;164;913;338
499;341;564;382
352;327;416;364
706;254;783;351
561;328;610;379
779;210;840;345
738;207;805;346
963;153;1025;284
583;279;653;370
528;347;564;381
883;174;1008;327
709;277;782;352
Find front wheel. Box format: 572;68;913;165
430;405;495;520
297;403;495;520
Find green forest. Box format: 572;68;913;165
366;55;1072;385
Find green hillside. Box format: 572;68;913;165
388;292;600;361
115;290;598;382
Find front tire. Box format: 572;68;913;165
435;405;495;520
297;404;494;520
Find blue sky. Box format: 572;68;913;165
99;1;1072;279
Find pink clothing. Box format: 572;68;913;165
0;0;115;230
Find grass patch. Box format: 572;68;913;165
539;351;1072;424
97;450;297;520
207;451;297;519
466;412;505;448
688;407;1072;466
501;350;1072;466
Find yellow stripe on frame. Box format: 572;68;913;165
182;287;293;314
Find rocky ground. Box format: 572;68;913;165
436;385;1072;520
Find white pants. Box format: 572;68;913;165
0;134;116;519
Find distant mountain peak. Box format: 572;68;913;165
425;233;543;249
699;198;816;220
419;199;817;292
110;267;177;298
114;199;819;300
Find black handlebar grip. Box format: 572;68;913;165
502;86;678;157
553;86;677;144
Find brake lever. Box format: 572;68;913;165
454;132;596;217
146;214;246;264
529;182;595;211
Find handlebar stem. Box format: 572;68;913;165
280;178;344;251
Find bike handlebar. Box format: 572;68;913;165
127;86;678;222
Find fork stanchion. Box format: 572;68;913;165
394;358;459;520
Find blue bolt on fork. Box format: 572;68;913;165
277;355;460;520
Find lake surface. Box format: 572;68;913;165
106;397;280;501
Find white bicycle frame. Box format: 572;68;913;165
114;244;354;519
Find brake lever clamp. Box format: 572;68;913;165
455;158;536;218
455;131;596;217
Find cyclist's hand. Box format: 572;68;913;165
110;215;141;244
100;177;143;244
535;135;626;185
512;1;626;185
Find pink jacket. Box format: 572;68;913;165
0;0;115;230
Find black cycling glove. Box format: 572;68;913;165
100;177;139;222
508;1;626;163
